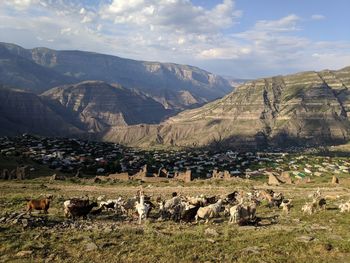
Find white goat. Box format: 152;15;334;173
135;191;150;224
195;199;223;223
228;204;241;224
63;200;71;218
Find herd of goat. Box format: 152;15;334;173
25;188;350;225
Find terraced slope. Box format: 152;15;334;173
104;67;350;149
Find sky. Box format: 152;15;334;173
0;0;349;78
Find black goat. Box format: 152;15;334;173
181;206;200;222
67;202;98;219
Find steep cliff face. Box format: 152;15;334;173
41;81;172;133
103;67;350;148
0;86;83;136
0;44;74;92
0;42;233;110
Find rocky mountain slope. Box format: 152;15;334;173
41;81;172;133
0;85;83;136
0;44;75;92
0;42;233;110
103;66;350;149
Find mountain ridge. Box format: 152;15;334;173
0;42;233;110
102;66;350;149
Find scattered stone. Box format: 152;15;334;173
329;234;343;241
204;228;219;237
45;253;56;263
21;219;29;228
16;250;33;257
85;242;98;252
101;242;117;248
310;224;328;231
267;172;281;186
206;238;216;243
103;226;113;234
296;235;315;243
241;246;262;255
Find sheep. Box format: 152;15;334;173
280;199;293;214
187;195;207;207
239;202;257;223
228;199;257;225
99;197;124;212
195;199;223;223
121;197;138;217
301;200;318;215
135;191;150;224
339;201;350;213
26;195;53;215
302;189;326;215
66;202;98;219
159;196;183;221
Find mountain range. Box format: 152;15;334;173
103;66;350;149
0;42;232;110
1;42;350;149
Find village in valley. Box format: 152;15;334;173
1;134;348;184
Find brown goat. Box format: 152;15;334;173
26;195;53;215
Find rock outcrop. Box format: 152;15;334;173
42;81;173;133
0;86;83;137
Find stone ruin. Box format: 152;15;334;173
267;171;293;186
155;167;169;178
174;169;192;183
132;165;148;180
1;166;29;180
211;169;232;180
107;172;130;181
94;172;130;182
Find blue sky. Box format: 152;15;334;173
0;0;349;78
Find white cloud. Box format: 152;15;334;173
0;1;349;78
101;0;241;34
311;14;325;20
3;0;39;10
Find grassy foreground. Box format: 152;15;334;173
1;176;350;263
